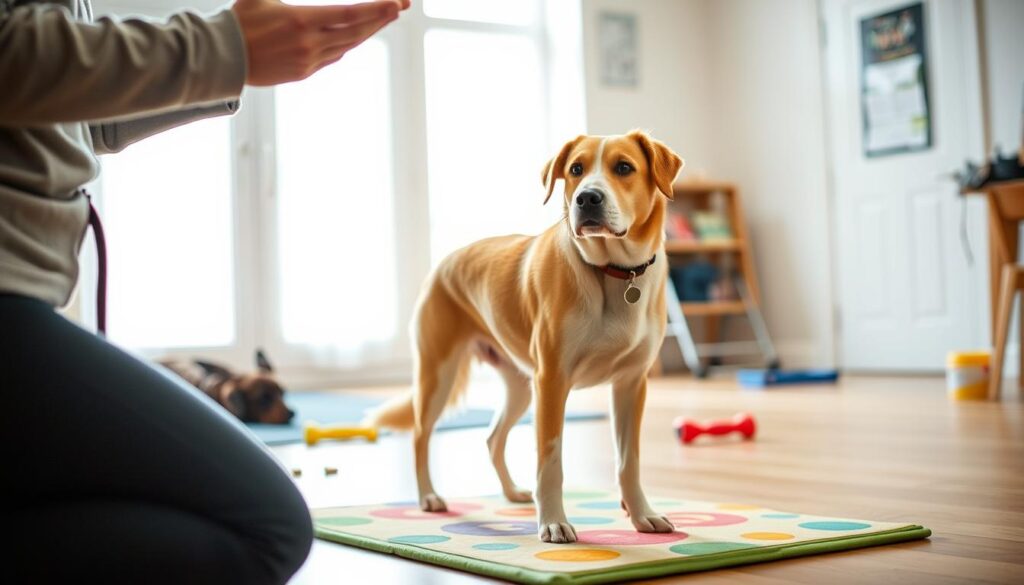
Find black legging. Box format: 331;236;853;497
1;294;312;584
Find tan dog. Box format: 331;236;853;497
369;130;683;543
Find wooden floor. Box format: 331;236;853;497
273;375;1024;584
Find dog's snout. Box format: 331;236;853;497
575;189;604;208
286;409;295;421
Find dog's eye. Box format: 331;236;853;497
615;161;635;176
569;162;584;177
260;393;274;408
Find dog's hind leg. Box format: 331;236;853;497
414;349;470;512
412;283;474;513
481;345;533;503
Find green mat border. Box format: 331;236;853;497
315;523;931;584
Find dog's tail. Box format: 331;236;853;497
365;393;415;430
365;350;474;431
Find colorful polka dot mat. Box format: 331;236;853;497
313;490;930;583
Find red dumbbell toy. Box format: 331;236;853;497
673;412;756;444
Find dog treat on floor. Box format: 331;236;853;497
324;466;338;476
291;468;302;477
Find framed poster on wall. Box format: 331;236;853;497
860;2;932;157
598;12;638;88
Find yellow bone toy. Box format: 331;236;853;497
304;421;378;446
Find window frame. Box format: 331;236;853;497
84;0;583;387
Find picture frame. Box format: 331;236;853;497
598;12;638;88
859;2;932;157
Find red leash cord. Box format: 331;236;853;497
84;192;107;335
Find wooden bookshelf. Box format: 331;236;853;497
664;239;741;254
670;180;738;195
660;179;776;377
680;301;746;316
665;179;761;305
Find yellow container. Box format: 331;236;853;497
946;350;990;400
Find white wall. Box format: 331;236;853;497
581;0;716;175
983;0;1024;377
581;0;835;368
704;0;834;368
982;0;1024;156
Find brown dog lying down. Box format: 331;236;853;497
159;350;294;424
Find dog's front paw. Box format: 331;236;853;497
420;493;448;512
504;487;533;503
539;520;577;543
631;513;674;533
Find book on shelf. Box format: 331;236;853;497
692;211;732;242
665;209;696;241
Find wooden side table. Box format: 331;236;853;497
969;179;1024;394
978;180;1024;338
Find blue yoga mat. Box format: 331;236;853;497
737;368;840;388
248;392;606;446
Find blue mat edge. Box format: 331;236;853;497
249;392;606;446
737;368;840;388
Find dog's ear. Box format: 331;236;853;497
542;135;584;205
255;349;274;373
194;359;233;380
220;385;248;420
628;130;683;199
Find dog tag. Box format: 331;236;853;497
624;284;642;304
624;271;641;304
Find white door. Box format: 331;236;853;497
823;0;988;370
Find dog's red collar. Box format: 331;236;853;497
597;254;657;280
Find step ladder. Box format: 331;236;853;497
665;274;778;378
661;181;778;378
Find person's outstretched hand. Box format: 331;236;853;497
232;0;411;86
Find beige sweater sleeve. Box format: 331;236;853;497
0;4;247;126
89;99;240;154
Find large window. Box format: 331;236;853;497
274;40;397;351
90;0;583;385
101;116;235;349
424;29;549;263
424;0;537;25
